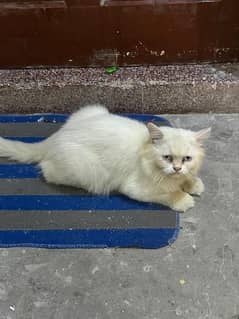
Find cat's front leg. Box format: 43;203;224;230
182;177;204;196
165;191;194;212
120;182;194;212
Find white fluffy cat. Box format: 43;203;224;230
0;105;210;212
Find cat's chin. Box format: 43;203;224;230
168;172;185;179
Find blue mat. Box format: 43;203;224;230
0;113;179;249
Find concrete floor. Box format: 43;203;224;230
0;113;239;319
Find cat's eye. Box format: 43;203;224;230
163;155;173;162
183;156;192;162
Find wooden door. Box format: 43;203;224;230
0;0;238;67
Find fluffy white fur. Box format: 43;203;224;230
0;105;210;212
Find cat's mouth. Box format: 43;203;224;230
170;171;184;177
163;168;186;177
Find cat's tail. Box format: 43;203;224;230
0;137;48;163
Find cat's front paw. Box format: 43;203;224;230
172;194;194;212
189;178;204;196
183;177;204;196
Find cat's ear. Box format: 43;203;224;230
147;122;164;142
195;128;211;145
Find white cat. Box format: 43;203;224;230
0;105;210;212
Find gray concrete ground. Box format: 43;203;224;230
0;64;239;114
0;113;238;319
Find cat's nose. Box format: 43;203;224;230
173;166;182;172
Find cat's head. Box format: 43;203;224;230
147;123;210;177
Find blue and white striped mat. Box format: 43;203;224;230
0;113;179;249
